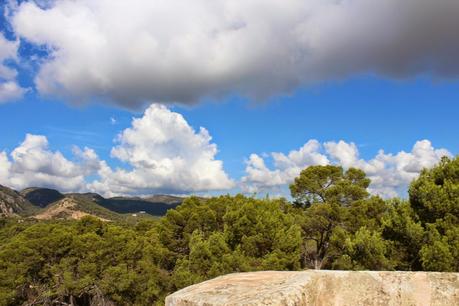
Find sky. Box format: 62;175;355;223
0;0;458;198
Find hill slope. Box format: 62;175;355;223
98;195;182;215
1;185;183;220
0;185;37;217
34;195;125;221
20;187;64;208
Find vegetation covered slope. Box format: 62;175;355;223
33;196;124;222
20;188;64;208
97;195;182;216
0;156;457;305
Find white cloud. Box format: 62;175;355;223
357;140;452;197
324;141;359;169
242;154;285;194
0;134;101;192
0;128;452;198
0;33;26;103
0;81;27;103
10;0;459;108
87;104;234;196
0;105;233;196
0;151;11;183
242;139;451;198
242;140;328;193
0;34;18;80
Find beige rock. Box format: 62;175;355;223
165;270;459;306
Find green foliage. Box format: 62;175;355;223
419;222;459;272
409;156;459;223
0;157;458;305
408;156;459;271
380;199;424;270
159;195;302;291
332;227;392;270
290;165;378;269
0;217;169;305
290;165;370;207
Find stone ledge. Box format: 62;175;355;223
165;270;459;306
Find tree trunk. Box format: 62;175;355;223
314;258;322;270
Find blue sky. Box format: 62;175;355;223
2;76;457;177
0;0;458;197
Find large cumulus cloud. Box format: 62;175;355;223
0;134;100;191
0;105;234;196
9;0;459;108
87;104;235;196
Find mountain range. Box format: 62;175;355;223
0;184;183;221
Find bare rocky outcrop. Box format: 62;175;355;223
165;270;459;306
0;184;36;217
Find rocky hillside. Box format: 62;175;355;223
34;196;118;221
166;270;459;306
0;185;37;217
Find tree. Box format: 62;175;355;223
409;156;459;224
289;165;371;269
223;196;302;270
380;199;424;270
419;223;457;272
409;156;459;271
168;195;303;290
331;227;392;270
290;165;370;208
157;196;226;266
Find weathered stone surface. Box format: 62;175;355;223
0;184;36;217
165;270;459;306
